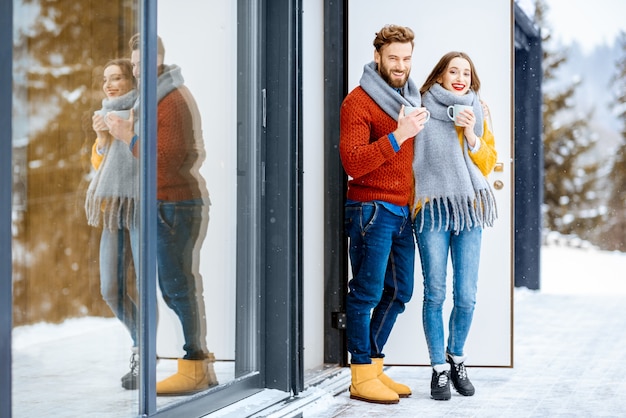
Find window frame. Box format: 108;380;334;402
0;0;13;415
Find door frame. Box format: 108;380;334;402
323;0;349;366
325;0;515;367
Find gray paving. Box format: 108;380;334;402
209;245;626;418
296;292;626;417
292;248;626;417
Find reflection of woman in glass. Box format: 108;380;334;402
84;58;139;390
412;52;497;401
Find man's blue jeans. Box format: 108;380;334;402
100;225;139;347
156;199;206;360
415;204;482;366
344;201;415;365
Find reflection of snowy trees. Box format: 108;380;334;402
12;1;137;325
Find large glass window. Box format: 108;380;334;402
11;1;262;416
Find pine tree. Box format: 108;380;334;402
603;31;626;251
534;0;604;241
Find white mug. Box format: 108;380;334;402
103;110;131;130
404;106;430;122
93;109;109;130
108;110;131;120
94;109;131;131
447;104;473;126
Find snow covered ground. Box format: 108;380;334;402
11;242;626;417
294;242;626;418
11;314;236;416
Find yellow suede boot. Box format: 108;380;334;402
156;356;219;396
371;357;412;398
205;352;218;388
349;363;399;404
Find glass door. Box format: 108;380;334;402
10;1;264;416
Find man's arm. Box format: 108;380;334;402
340;110;397;178
339;94;425;179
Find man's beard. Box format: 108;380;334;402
379;61;409;89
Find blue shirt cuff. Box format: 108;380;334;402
129;134;138;152
388;132;400;152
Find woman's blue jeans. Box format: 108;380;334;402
344;201;415;365
156;199;206;360
100;225;139;347
415;204;482;366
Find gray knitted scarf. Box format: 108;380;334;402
413;83;497;233
130;64;185;133
85;64;185;230
85;89;138;230
359;61;422;120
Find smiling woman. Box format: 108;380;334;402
85;57;139;390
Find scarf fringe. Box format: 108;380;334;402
85;193;136;231
416;188;497;234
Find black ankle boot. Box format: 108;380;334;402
447;353;475;396
430;368;451;400
121;352;138;390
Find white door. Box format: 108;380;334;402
347;0;513;366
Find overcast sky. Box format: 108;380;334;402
517;0;626;53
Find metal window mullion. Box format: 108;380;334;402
0;0;13;416
138;0;158;415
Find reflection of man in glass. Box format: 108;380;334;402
107;34;215;396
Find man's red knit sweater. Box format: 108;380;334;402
131;86;203;202
339;86;414;207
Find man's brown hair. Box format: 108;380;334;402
128;33;165;57
373;25;415;52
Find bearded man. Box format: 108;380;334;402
339;24;429;404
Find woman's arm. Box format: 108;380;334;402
91;112;110;169
90;140;105;170
467;120;497;176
